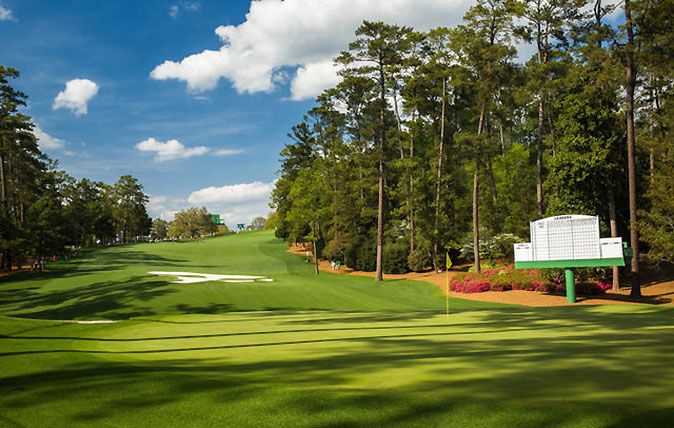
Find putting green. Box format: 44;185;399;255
1;232;673;427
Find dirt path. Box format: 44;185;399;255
289;245;674;307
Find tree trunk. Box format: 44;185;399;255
608;187;620;290
487;153;500;233
498;120;506;155
473;103;486;272
625;0;640;297
374;61;386;284
313;239;320;275
0;137;6;271
0;155;5;205
393;90;404;160
536;98;545;217
409;111;416;253
433;78;446;271
649;73;655;180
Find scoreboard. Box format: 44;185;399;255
514;215;625;268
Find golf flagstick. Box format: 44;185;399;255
445;252;452;320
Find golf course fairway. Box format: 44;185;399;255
1;232;673;427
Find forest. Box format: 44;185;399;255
271;0;674;296
0;66;151;269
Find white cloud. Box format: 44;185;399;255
189;181;273;205
148;181;273;226
169;1;201;19
52;79;99;116
290;60;341;101
0;5;13;21
214;148;244;156
33;125;65;150
150;0;473;99
147;195;184;220
187;181;273;225
136;137;209;162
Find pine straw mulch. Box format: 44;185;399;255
288;244;674;307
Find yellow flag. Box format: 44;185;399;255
446;252;452;270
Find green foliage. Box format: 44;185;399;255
150;218;169;240
640;161;674;263
407;247;431;272
264;211;278;230
112;175;151;243
168;207;216;239
382;241;409;274
249;216;266;231
354;238;377;272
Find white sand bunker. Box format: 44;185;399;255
149;271;274;284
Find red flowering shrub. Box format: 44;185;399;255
450;265;608;296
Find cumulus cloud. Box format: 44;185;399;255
52;79;99;116
33;125;65;150
150;0;473;99
147;195;184;220
187;181;273;225
188;181;273;205
0;4;13;21
148;182;273;225
136;137;209;162
290;60;342;101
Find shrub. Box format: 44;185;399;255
450;277;491;293
354;239;377;272
407;248;431;272
383;241;409;274
451;265;563;294
322;239;344;263
451;265;612;297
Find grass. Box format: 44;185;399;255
1;231;673;427
0;231;487;320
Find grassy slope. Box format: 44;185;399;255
1;232;673;427
0;231;490;320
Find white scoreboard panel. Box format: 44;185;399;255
514;215;624;266
530;215;600;261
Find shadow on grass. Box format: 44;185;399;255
0;250;190;284
0;276;175;320
1;306;674;426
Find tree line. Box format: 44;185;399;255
149;211;269;240
0;66;151;270
271;0;674;296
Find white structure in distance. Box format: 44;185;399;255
514;215;623;263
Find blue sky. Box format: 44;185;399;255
0;0;319;224
1;0;620;225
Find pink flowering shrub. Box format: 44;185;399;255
596;281;612;291
450;265;608;296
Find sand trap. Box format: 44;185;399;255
149;271;274;284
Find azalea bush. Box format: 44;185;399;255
451;265;612;296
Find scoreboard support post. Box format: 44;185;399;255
565;269;576;303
